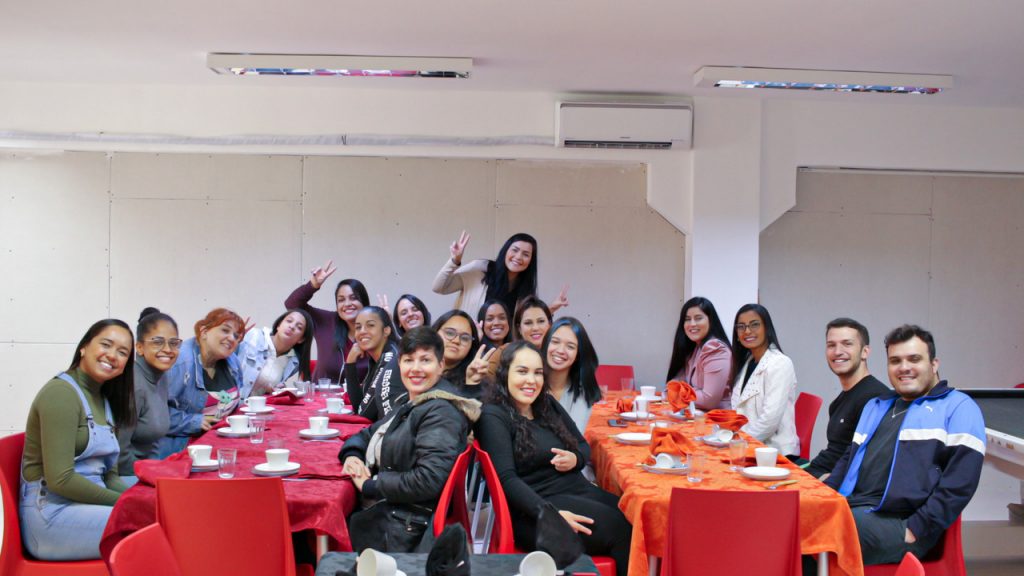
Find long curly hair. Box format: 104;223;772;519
485;341;578;463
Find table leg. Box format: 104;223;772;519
648;554;659;576
317;534;329;559
817;551;829;576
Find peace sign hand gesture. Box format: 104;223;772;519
466;345;497;385
310;260;337;290
550;284;570;313
450;230;471;266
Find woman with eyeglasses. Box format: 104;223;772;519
431;310;493;400
157;308;248;458
236;309;314;396
116;308;180;475
729;303;799;457
665;297;733;411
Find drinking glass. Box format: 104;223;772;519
621;378;635;392
299;380;314;402
249;416;266;444
318;378;331;399
686;452;707;483
694;412;708;437
728;437;748;471
217;448;237;479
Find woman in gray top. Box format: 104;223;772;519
117;307;180;474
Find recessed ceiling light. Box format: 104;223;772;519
694;66;951;95
207;53;472;78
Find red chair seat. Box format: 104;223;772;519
108;524;181;576
595;365;635;392
432;444;474;543
795;392;823;460
862;517;965;576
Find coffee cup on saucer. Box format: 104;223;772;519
246;396;267;411
325;397;344;414
634;397;650;418
755;447;779;468
227;415;249;433
640;385;658;399
654;453;683;468
309;416;329;435
265;448;290;470
519;550;557;576
187;444;212;465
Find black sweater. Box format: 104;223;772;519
806;374;889;478
476;396;591;520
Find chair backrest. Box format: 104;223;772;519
471;441;517;554
109;523;182;576
862;516;965;576
660;487;800;576
794;392;823;460
156;478;297;576
595;365;635;392
894;552;925;576
432;444;474;540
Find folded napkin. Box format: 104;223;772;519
649;428;698;456
210;419;230;430
328;413;373;426
706;409;749;431
296;460;350;481
266;392;301;405
134;453;191;486
665;380;696;411
615;396;635;413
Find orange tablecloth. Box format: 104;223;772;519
587;393;863;576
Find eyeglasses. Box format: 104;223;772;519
440;327;473;346
146;337;183;350
735;321;763;333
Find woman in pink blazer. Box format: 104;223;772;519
665;297;733;410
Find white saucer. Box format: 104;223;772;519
240;406;276;414
666;410;691;421
299;428;341;439
641;462;689;475
637;394;662;402
191;459;218;472
216;427;253;438
740;466;791;481
618;411;653;422
613;432;652;445
317;407;354;415
701;435;730;448
252;461;301;477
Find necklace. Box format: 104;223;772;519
891;403;910;419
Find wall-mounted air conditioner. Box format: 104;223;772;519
556;101;693;149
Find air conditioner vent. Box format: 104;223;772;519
556;101;692;149
563;140;673;150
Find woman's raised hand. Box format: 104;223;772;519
549;447;578;472
450;230;471;266
376;293;390;310
466;345;496;385
550;284;570;313
558;510;594;535
310;259;337;290
346;344;364;364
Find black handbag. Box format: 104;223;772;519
349;501;434;553
426;524;471;576
535;501;585;569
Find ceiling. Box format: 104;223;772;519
3;0;1023;109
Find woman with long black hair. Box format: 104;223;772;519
477;299;512;349
664;296;733;410
347;306;402;421
432;231;568;316
237;308;314;396
476;342;631;576
542;317;601;435
284;260;370;387
431;309;492;399
391;293;431;337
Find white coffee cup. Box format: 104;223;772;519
357;548;397;576
266;448;290;469
640;385;657;399
246;396;267;411
655;453;683;468
309;416;329;434
715;428;735;443
755;446;779;468
187;444;212;464
326;397;344;414
519;551;557;576
634;397;650;417
227;415;249;433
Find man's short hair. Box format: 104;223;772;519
826;317;870;346
884;324;936;360
398;326;444;361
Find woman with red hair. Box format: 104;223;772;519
157;308;247;457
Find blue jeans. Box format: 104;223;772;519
19;480;113;561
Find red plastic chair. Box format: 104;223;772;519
795;392;824;460
863;517;965;576
893;552;925;576
309;359;317;378
155;478;313;576
432;444;474;542
1015;383;1024;388
0;432;110;576
472;442;616;576
595;365;635;391
660;487;800;576
108;524;181;576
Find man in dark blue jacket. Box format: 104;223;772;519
825;325;985;565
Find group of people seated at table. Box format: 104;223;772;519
16;230;986;574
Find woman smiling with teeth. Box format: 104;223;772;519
346;306;402;422
665;297;733;411
542;317;602;435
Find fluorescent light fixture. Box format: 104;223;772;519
207;53;472;78
694;66;951;94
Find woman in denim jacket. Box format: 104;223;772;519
237;309;313;396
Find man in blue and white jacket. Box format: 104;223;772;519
825;324;985;565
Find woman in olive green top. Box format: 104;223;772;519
20;319;137;561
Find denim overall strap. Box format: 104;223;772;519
55;372;120;484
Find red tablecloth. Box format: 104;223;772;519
587;392;864;576
99;397;368;561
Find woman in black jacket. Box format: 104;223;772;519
339;327;481;552
476;341;632;576
345;306;401;422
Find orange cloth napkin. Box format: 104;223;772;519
665;380;696;411
648;428;698;456
706;409;749;431
616;396;635;413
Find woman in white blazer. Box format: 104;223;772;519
729;304;799;457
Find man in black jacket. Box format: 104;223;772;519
805;318;888;479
